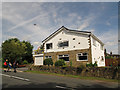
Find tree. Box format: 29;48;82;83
2;38;33;64
22;41;33;63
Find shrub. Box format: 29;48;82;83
86;62;98;67
55;59;65;67
43;58;53;66
23;60;28;64
70;60;72;67
93;61;98;67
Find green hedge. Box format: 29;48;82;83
43;58;53;66
55;59;65;67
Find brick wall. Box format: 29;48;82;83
44;49;91;67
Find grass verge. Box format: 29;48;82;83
24;70;119;83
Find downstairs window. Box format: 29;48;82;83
77;53;88;61
58;55;69;62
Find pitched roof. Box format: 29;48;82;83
42;26;104;45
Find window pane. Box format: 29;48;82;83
59;55;69;61
46;43;52;49
78;54;82;56
58;41;69;47
83;53;87;56
64;55;69;57
78;56;87;60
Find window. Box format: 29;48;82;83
46;43;52;49
93;39;96;46
58;41;69;47
45;56;52;59
58;55;69;62
77;53;88;61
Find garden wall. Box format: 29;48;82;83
28;65;120;80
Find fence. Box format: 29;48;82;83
105;58;120;66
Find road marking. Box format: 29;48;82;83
0;73;30;82
56;85;65;88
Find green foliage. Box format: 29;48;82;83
55;59;65;67
70;60;72;67
23;60;28;64
86;62;98;67
105;56;112;59
43;58;53;66
2;38;33;64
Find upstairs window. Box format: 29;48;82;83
77;53;88;61
58;41;69;47
46;43;52;49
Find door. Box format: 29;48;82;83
35;56;43;65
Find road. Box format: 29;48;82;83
1;68;119;89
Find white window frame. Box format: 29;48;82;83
57;41;69;48
46;43;52;49
58;54;69;62
77;53;88;61
45;56;52;59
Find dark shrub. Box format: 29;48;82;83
93;61;98;67
55;59;65;67
43;58;53;66
77;67;83;74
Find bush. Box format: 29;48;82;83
23;60;28;64
55;59;65;67
43;58;53;66
86;62;98;67
70;60;72;67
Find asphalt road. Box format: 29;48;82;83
1;68;119;89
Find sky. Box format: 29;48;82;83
1;1;119;54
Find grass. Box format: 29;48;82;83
25;70;119;83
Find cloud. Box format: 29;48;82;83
98;30;118;54
7;14;45;32
106;21;111;26
78;14;95;30
33;41;40;45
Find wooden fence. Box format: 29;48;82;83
105;58;120;66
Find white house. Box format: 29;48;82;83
33;26;105;67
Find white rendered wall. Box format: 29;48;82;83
44;30;90;53
91;36;105;67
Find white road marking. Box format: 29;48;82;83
0;73;30;82
56;85;67;89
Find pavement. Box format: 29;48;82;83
1;67;119;89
